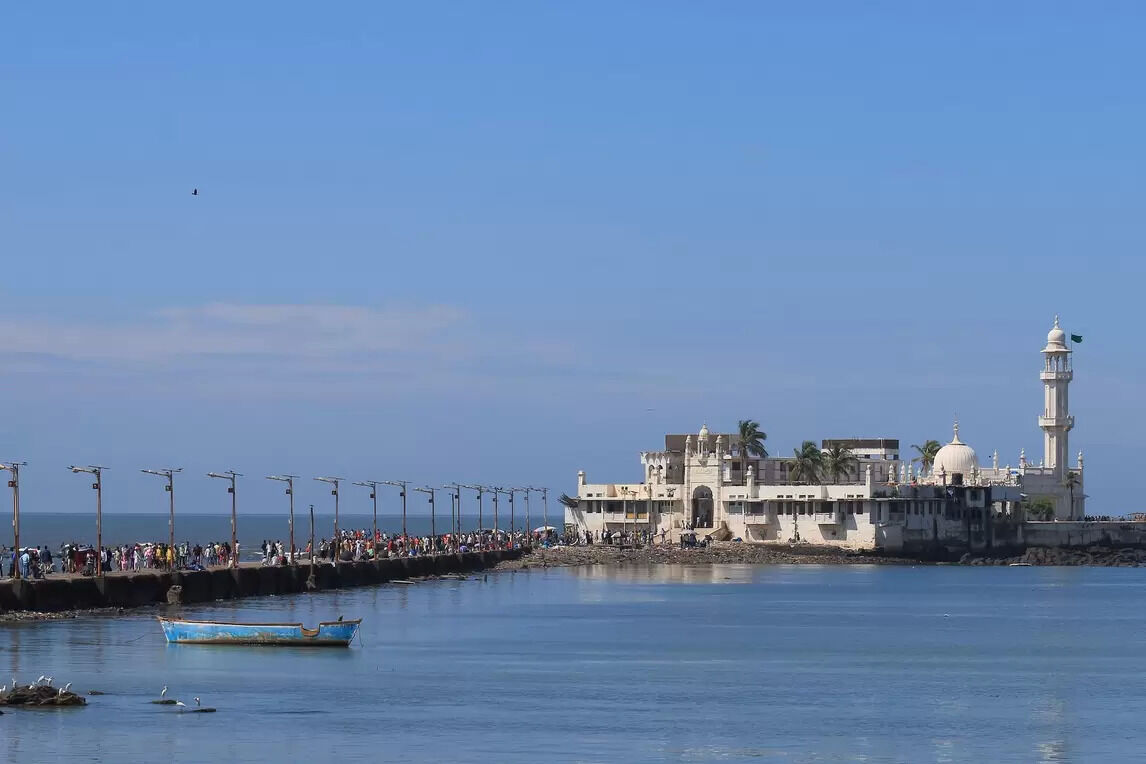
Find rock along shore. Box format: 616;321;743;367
492;543;924;571
959;545;1146;567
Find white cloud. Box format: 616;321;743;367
0;302;596;399
0;303;468;362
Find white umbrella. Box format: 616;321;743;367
533;526;557;533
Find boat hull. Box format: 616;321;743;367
158;617;360;646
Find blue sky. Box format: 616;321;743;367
1;2;1143;516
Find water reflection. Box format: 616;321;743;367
570;563;755;585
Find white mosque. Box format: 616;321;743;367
565;317;1104;554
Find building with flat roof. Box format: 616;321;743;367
565;317;1088;553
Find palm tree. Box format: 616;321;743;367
1025;497;1055;521
824;444;859;484
737;420;768;459
789;441;824;484
911;440;942;476
1063;472;1081;518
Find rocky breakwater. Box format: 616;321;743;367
1;685;86;709
0;549;523;617
960;545;1146;567
495;543;923;570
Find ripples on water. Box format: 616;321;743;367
3;564;1145;763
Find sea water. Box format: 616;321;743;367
3;563;1145;762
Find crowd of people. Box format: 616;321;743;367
1;541;243;578
257;527;550;566
2;526;561;578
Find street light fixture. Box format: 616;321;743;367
520;487;534;544
507;488;522;539
70;465;107;576
462;485;485;545
206;470;241;568
531;486;549;536
142;467;182;560
413;486;437;552
490;487;504;540
352;480;381;554
1;461;26;579
315;477;344;562
266;475;298;564
382;480;409;539
445;483;465;546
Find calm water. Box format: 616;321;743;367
3;564;1145;763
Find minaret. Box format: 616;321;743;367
1039;316;1074;475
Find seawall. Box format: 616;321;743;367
0;550;523;614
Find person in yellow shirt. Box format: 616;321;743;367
166;545;175;570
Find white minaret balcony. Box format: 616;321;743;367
1038;415;1074;430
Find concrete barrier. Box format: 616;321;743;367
0;549;524;614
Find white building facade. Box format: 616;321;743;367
565;318;1090;553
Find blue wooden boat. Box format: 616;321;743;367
157;616;360;646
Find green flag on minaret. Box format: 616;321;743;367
1070;334;1083;343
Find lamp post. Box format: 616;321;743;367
70;465;106;576
413;487;436;553
620;487;634;547
491;487;502;534
315;477;343;562
522;488;533;545
538;486;549;535
446;483;465;548
382;480;409;540
142;468;182;563
0;461;25;579
353;480;380;554
463;485;484;547
508;488;520;539
266;475;298;563
206;470;240;568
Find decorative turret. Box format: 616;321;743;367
1077;450;1084;471
1039;315;1074;475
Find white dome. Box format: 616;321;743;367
932;421;979;478
1045;315;1066;348
699;423;710;439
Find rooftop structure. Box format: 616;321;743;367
566;317;1087;552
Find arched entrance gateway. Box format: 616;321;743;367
691;486;714;528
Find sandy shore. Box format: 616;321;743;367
493;543;924;570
